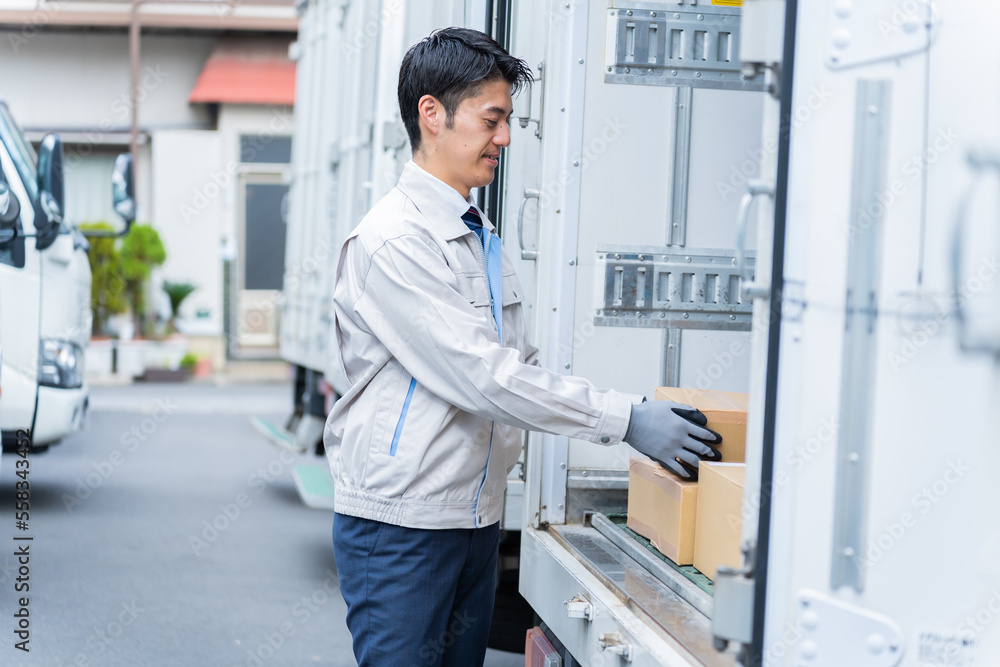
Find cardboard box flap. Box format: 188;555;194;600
705;462;747;486
629;456;697;503
654;387;748;425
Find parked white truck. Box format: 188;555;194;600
278;0;1000;665
0;102;135;452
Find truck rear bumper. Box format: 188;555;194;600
32;384;88;445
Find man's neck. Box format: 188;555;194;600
413;153;469;200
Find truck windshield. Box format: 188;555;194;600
0;103;39;205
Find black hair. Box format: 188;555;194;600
397;27;532;152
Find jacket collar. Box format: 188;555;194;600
396;160;495;240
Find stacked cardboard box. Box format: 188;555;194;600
626;388;749;578
694;462;747;580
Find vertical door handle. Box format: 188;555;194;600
518;188;541;261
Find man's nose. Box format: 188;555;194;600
495;122;511;147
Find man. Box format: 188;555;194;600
327;27;720;667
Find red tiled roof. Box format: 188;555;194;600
189;38;296;106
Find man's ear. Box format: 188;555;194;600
417;94;443;143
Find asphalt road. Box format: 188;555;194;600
0;383;523;666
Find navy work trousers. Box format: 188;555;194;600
332;512;500;667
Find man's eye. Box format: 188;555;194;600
486;119;498;127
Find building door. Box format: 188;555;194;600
232;173;288;358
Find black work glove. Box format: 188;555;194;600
624;401;722;480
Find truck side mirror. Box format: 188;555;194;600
35;133;64;249
0;181;20;246
112;153;136;226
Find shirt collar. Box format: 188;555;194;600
396;160;496;240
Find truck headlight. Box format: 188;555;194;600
38;339;83;389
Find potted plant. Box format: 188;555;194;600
162;280;197;335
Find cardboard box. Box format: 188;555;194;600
627;457;699;565
693;462;746;580
654;387;748;464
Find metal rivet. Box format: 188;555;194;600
615;253;621;259
552;307;557;312
555;209;561;213
697;14;704;20
638;255;645;260
695;71;702;78
627;9;632;15
560;462;567;469
578;58;585;64
843;547;855;557
582;470;589;477
612;310;618;316
671;70;678;76
674;12;680;18
558;503;564;510
625;67;631;73
560;107;565;112
647;68;653;74
683;313;689;319
849;452;860;462
569;260;576;266
651;12;656;17
596;309;601;315
607;67;612;72
730;314;736;320
868;105;879;115
685;256;692;262
660;312;666;318
573;160;580;166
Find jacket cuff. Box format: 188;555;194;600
595;391;645;445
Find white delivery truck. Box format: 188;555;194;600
278;0;1000;665
0;102;135;452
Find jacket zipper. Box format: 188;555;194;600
471;230;496;524
389;377;417;456
471;232;497;336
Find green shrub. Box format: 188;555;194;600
80;221;127;336
120;224;166;337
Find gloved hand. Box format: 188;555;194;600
624;401;722;480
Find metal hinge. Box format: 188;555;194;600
826;0;938;70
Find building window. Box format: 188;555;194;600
239;134;291;164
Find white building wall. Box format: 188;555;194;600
0;30;215;131
152;129;226;335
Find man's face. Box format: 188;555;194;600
429;78;513;198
